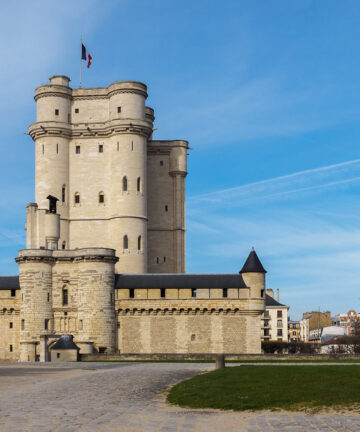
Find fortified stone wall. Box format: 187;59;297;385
0;290;20;360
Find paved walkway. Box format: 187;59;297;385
0;362;359;431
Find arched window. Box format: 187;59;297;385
62;185;66;203
123;235;128;249
137;235;141;251
74;193;80;204
99;192;105;204
122;176;128;192
137;177;141;192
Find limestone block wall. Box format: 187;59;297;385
115;288;264;354
0;292;20;360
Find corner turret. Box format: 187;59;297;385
240;248;266;298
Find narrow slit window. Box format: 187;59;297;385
62;185;66;203
156;257;159;264
131;141;134;151
76;145;80;154
123;235;128;249
56;143;59;154
222;288;228;298
163;256;166;263
117;106;121;113
9;345;13;352
191;288;197;298
99;144;103;153
117;142;119;152
42;144;44;154
62;288;68;306
165;205;168;212
137;235;141;251
122;176;128;191
11;289;15;297
74;193;80;204
137;177;141;192
9;322;13;329
99;192;105;203
55;109;59;116
21;319;25;330
62;241;66;250
160;288;166;298
129;288;134;298
47;292;50;302
44;319;49;330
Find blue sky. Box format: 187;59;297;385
1;0;360;319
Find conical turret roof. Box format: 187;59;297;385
240;248;267;273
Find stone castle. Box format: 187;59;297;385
0;76;266;361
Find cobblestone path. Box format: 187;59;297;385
0;362;359;431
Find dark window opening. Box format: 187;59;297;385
9;345;13;352
191;288;197;298
75;108;79;113
222;288;228;298
122;176;128;191
137;235;141;251
57;353;60;358
156;257;159;264
9;322;13;329
56;143;59;154
129;288;134;298
76;145;80;154
47;292;50;302
123;235;128;249
64;311;67;316
191;334;195;341
99;347;107;353
62;289;68;306
277;310;283;318
117;322;120;329
261;289;264;297
99;193;104;203
67;113;70;122
62;185;66;202
160;288;166;298
99;144;103;153
117;106;121;113
44;319;49;330
74;193;80;204
131;141;134;151
117;142;119;151
55;109;59;116
163;256;166;263
21;319;24;330
42;144;44;154
165;205;168;212
137;177;141;192
160;160;164;166
11;289;15;297
62;241;66;250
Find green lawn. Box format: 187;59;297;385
167;365;360;412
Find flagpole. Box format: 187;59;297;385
80;36;82;88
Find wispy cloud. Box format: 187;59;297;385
189;158;360;206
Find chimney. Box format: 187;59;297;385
276;289;279;302
266;289;274;299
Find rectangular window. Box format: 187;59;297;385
264;310;269;317
55;109;59;116
191;288;197;298
56;143;59;154
277;329;283;336
62;289;68;306
76;145;80;154
117;106;121;113
9;322;13;329
21;319;24;330
277;320;282;327
62;186;66;203
79;320;83;330
47;292;50;302
165;205;168;212
160;160;164;166
44;319;49;330
261;289;264;297
57;353;60;358
99;347;106;353
9;345;12;352
75;108;79;113
222;288;228;298
293;331;296;336
99;144;103;153
129;288;134;298
277;310;282;318
160;288;166;298
11;289;16;297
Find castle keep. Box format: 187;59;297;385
0;76;266;361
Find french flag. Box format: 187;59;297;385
81;43;92;68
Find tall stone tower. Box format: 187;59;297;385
28;76;188;273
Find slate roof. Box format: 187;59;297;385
0;276;20;290
51;335;79;350
240;249;267;274
115;273;247;289
265;294;286;307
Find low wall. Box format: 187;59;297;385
80;353;360;362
